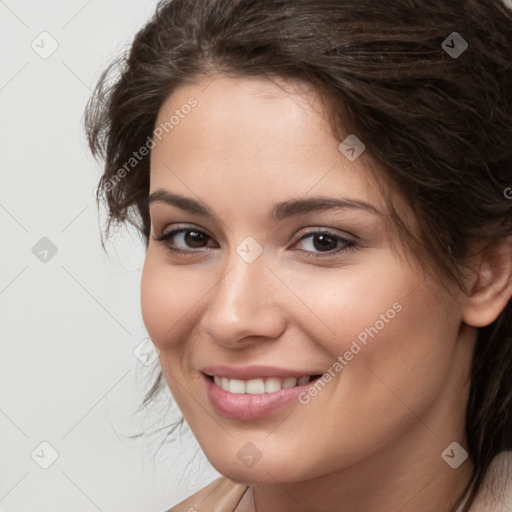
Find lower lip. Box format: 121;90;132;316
202;373;317;421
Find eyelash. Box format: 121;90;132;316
153;226;357;259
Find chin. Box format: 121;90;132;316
205;451;319;485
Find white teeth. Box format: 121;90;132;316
282;377;297;388
245;378;265;394
212;375;311;394
265;377;282;393
228;379;246;394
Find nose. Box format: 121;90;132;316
200;249;287;348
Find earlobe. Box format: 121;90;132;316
463;236;512;328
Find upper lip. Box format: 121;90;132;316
201;365;322;380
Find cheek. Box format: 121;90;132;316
140;255;201;414
324;277;459;436
290;264;459;422
140;257;170;345
278;261;406;357
140;253;200;350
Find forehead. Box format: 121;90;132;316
153;75;331;158
150;74;378;199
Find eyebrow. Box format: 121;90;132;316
147;189;381;221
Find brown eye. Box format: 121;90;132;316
293;230;356;258
154;227;216;253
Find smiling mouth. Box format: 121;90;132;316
204;373;322;394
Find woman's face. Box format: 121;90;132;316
141;75;473;484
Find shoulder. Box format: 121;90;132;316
165;476;249;512
488;450;512;511
472;451;512;512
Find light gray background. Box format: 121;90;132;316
0;1;219;511
3;1;512;512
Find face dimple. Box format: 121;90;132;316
140;74;472;495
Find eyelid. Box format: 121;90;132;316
153;223;357;258
155;222;356;240
153;224;218;247
153;223;354;243
294;225;358;240
154;222;215;240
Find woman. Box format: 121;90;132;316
84;0;512;510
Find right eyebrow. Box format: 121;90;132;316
147;189;214;217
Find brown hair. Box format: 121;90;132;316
84;0;512;509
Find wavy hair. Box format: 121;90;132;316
84;1;512;510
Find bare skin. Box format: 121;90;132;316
141;74;512;512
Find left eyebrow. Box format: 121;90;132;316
270;196;381;221
146;189;381;221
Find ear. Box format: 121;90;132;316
463;236;512;328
